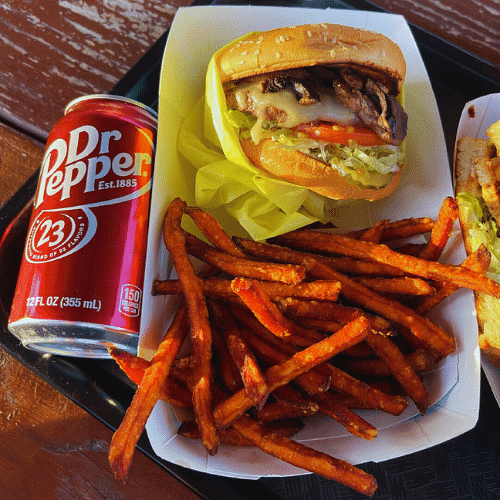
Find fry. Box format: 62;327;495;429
416;244;491;315
108;347;193;408
108;346;151;386
393;242;427;256
184;205;246;258
153;277;341;302
347;217;435;241
231;277;324;344
255;399;319;422
271;229;500;298
278;297;394;334
365;331;430;415
316;362;409;416
232;302;407;415
339;341;375;358
358;219;389;243
263;380;380;440
238;233;454;357
178;418;305;445
163;198;218;455
108;305;190;480
235;236;407;277
178;420;255;445
210;300;269;409
293;317;344;334
302;258;455;358
186;232;306;284
231;302;328;378
170;356;194;385
230;413;378;497
325;385;405;409
210;313;244;393
270;385;324;419
352;276;435;296
314;392;377;440
272;383;312;404
238;324;331;396
213;316;371;429
322;392;375;409
339;348;438;379
418;196;459;261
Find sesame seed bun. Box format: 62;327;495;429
216;23;406;94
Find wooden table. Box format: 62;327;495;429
0;1;499;499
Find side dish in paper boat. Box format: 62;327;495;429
106;5;487;497
107;195;500;496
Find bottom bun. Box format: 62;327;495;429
241;138;402;201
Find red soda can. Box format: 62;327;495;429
8;94;157;358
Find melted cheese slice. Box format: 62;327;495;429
231;80;358;129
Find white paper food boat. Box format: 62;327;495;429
138;6;480;479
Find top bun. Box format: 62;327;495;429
216;23;406;94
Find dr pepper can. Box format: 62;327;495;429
8;94;157;357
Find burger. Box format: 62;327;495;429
215;23;408;201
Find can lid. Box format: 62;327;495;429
65;94;158;120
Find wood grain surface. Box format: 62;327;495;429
0;122;43;206
0;347;201;500
0;0;192;141
373;0;500;72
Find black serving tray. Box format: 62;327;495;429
2;1;500;499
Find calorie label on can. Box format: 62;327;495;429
8;94;158;358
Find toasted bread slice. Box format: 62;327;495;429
455;135;500;365
455;136;493;199
487;120;500;150
475;293;500;365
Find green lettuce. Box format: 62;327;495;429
456;192;500;280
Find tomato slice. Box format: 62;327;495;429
294;122;387;147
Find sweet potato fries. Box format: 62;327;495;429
108;195;496;497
